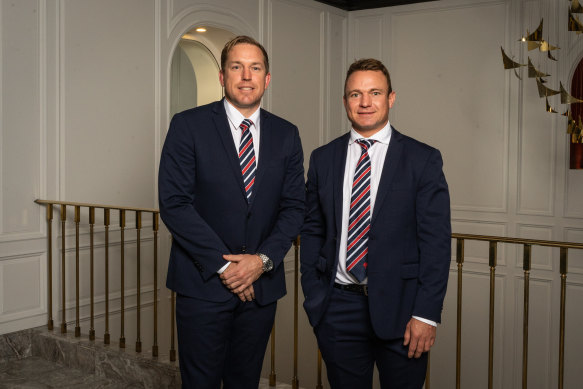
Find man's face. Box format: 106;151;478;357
343;70;395;136
219;43;271;117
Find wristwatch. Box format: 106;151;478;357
258;253;273;272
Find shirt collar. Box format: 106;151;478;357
223;98;261;128
349;121;392;145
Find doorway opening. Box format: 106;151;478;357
170;26;235;117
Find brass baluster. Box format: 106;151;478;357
152;212;159;357
89;207;96;340
316;350;323;389
488;241;497;389
119;209;126;348
522;244;531;389
104;208;111;344
292;237;299;389
170;291;176;361
135;211;142;353
47;204;54;331
60;205;67;334
74;206;81;337
558;247;567;389
456;238;464;389
269;323;276;386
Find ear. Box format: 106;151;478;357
219;70;225;87
264;72;271;89
388;91;396;108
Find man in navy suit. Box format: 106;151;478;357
301;58;451;388
159;36;305;389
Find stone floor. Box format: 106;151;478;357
0;356;134;388
0;328;300;389
0;356;297;388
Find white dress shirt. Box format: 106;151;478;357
336;122;436;327
217;99;261;274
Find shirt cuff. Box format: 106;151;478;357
412;316;437;327
217;262;230;274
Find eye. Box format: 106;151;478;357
252;66;261;71
231;65;240;70
372;91;382;96
350;92;360;98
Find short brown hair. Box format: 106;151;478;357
344;58;392;97
221;35;270;74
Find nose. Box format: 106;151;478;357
360;93;371;107
242;66;251;80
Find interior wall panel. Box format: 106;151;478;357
270;0;322;169
327;12;348;141
564;228;583;275
452;219;508;265
518;74;555;216
1;0;42;235
459;272;506;389
351;14;383;61
512;278;553;389
564;283;583;387
390;2;508;213
62;0;156;208
0;253;45;317
516;224;554;271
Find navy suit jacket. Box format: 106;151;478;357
159;99;305;305
300;128;451;339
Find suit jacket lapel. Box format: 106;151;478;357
371;127;403;224
333;133;350;235
212;100;247;200
249;109;272;207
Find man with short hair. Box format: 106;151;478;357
159;35;305;389
301;58;451;388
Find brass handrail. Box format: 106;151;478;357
451;233;583;249
36;200;160;356
35;199;583;388
451;232;582;389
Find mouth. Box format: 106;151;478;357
238;86;255;91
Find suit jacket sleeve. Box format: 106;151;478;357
256;126;305;269
158;113;230;280
413;148;451;322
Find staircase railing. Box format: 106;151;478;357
34;200;583;388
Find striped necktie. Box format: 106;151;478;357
239;119;256;202
346;139;377;282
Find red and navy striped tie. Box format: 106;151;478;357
346;139;377;282
239;119;256;202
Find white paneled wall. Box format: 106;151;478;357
349;0;583;387
1;0;583;388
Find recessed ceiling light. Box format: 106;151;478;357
195;27;207;32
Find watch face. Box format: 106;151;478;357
265;259;273;272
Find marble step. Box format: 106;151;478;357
0;328;303;389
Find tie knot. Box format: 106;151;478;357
240;119;253;132
356;139;376;151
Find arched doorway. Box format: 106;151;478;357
170;26;235;117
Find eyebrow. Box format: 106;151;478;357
228;60;264;67
347;88;385;94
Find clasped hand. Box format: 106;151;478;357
220;254;263;302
